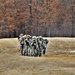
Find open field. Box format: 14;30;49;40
0;38;75;75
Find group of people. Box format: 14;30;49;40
18;34;49;57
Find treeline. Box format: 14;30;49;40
0;0;75;38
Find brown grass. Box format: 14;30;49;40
0;38;75;75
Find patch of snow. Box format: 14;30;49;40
70;50;75;53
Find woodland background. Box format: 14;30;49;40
0;0;75;38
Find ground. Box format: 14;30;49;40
0;38;75;75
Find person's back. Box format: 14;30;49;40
25;35;32;56
38;36;43;47
42;38;49;54
19;36;25;55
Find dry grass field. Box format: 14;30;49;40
0;38;75;75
